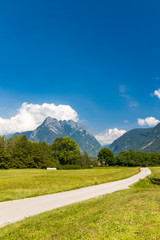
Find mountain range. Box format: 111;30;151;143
11;117;160;157
15;117;101;157
109;123;160;155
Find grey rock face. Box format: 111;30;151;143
18;117;101;157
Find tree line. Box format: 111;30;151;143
98;147;160;167
1;135;160;169
0;135;93;169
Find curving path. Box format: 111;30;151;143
0;167;151;228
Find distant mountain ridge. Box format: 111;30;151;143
15;117;101;157
109;123;160;155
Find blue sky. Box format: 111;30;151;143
0;0;160;144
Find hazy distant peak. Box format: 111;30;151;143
109;123;160;155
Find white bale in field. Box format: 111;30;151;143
47;168;57;170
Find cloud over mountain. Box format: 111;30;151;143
0;102;78;135
138;117;160;127
95;128;126;145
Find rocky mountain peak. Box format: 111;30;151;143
43;116;59;126
16;116;101;156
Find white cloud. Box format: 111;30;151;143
95;128;126;146
153;89;160;99
0;102;78;135
138;117;160;127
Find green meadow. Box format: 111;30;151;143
1;167;160;239
0;167;139;202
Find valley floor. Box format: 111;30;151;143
0;168;150;228
0;167;159;239
0;167;139;202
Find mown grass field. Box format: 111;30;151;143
0;167;139;202
0;167;160;239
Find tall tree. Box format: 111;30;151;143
8;135;31;168
51;137;81;165
97;147;114;166
0;136;10;169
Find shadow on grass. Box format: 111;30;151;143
150;178;160;185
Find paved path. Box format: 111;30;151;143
0;167;151;228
